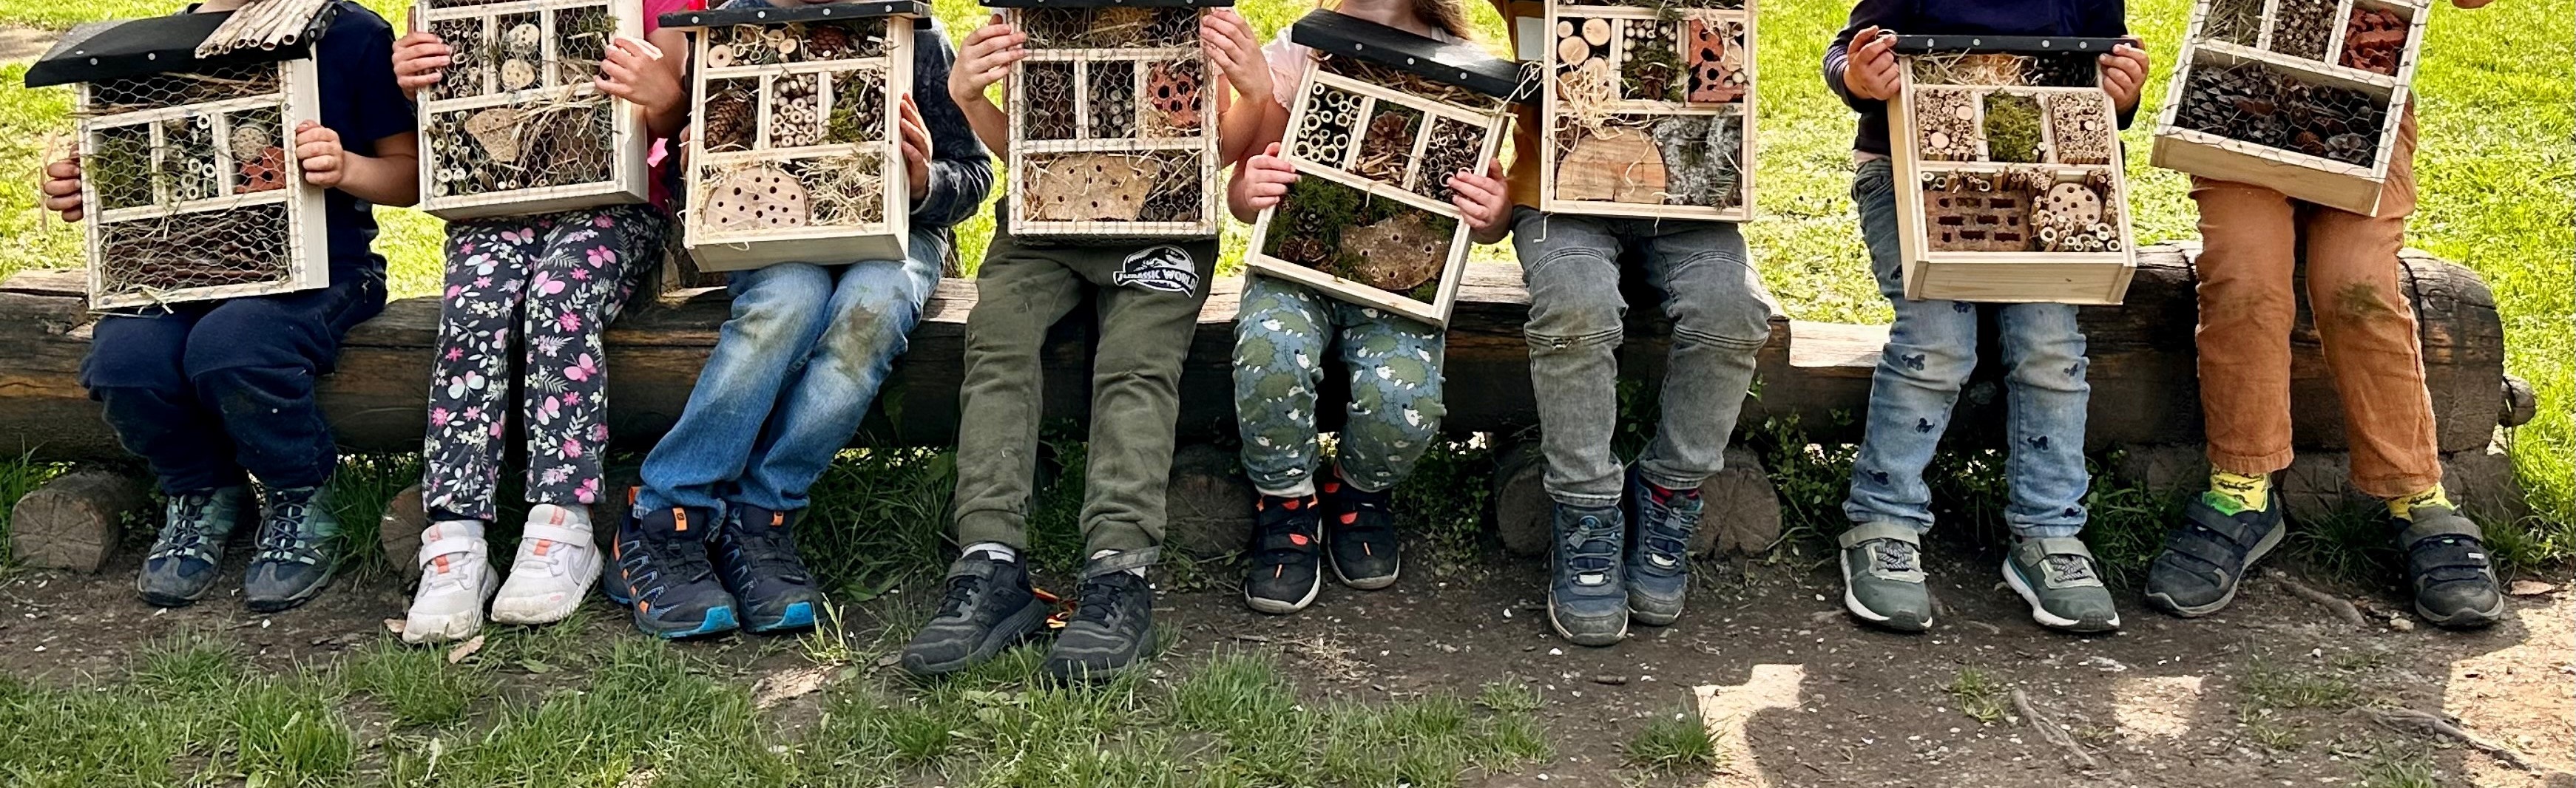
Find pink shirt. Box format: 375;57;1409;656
642;0;688;211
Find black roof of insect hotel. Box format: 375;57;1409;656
976;0;1233;8
660;1;930;31
24;5;339;88
1291;9;1529;101
1890;35;2129;55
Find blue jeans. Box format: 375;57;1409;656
1842;158;2090;537
635;231;947;517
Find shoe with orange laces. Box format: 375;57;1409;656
1243;492;1322;614
604;504;740;639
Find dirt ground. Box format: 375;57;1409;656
0;540;2568;788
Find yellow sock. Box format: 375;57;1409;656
2206;470;2271;514
2388;486;2452;520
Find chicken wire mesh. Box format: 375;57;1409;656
81;61;310;307
1007;5;1218;237
420;0;641;212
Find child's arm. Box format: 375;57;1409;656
949;15;1024;157
298;121;422;207
906;30;995;226
1823;0;1904;106
1202;10;1277;164
598;30;692;140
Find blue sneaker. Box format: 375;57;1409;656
243;486;339;613
606;506;740;639
711;503;820;634
1623;469;1703;627
137;486;251;608
1548;502;1628;647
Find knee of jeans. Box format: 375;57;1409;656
2319;279;2412;326
183;304;320;379
1525;289;1624;350
1669;291;1774;352
728;268;835;350
84;345;189;395
188;364;310;423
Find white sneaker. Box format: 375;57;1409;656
490;503;601;625
403;520;498;645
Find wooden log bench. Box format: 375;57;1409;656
0;243;2535;571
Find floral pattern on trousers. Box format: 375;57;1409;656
1232;275;1447;497
420;206;666;521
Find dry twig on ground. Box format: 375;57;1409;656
2264;568;2371;628
2011;688;2100;770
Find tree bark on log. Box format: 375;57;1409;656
0;245;2522;463
8;469;149;573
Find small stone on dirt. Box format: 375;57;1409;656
447;634;485;665
1591;674;1629;685
2507;580;2556;597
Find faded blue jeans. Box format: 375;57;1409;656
635;230;947;517
1510;208;1776;508
1842;157;2090;537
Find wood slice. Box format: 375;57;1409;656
1027;154;1157;223
7;469;148;573
1162;444;1255;560
1491;439;1549;556
706;166;812;231
381;483;426;585
1582;18;1612;47
1337;212;1447;291
1555;131;1667;203
501;58;538;91
1558;34;1590;67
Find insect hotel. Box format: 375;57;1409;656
416;0;651;220
1890;35;2138;305
993;0;1226;239
24;4;336;310
1245;10;1527;327
2151;0;2424;215
663;1;919;271
1539;0;1757;220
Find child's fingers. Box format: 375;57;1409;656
44;157;79;180
600;59;640;86
609;35;663;60
594;77;635;100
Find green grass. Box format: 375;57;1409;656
1623;706;1721;775
1945;667;2011;726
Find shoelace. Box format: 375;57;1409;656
934;572;984;620
637;534;716;590
254;496;320;565
737;526;806;575
1874;540;1921;574
1072;574;1138;628
1564;516;1620;574
2046;554;2097;583
149;492;218;561
1635;495;1700;560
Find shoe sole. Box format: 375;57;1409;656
2002;559;2119;634
246;568;337;614
490;561;602;625
745;600;818;634
1546;588;1627;647
1840;556;1930;632
405;575;501;644
136;574;208;608
2145;520;2286;619
2417;594;2508;630
1245;568;1322;615
634;605;740;639
1629;598;1683;628
1044;628;1153;683
902;597;1050;677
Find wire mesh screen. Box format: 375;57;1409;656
80;59;320;309
1006;6;1220;238
419;0;647;217
680;14;907;270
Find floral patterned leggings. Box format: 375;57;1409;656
420;206;666;522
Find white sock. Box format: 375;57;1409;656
964;542;1018;563
1090;548;1147;578
530;502;593;532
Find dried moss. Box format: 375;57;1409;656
1983;92;2045;163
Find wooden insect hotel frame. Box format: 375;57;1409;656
2151;0;2424;216
992;0;1227;240
1538;0;1757;221
664;1;918;271
1245;10;1527;327
24;7;334;310
1890;35;2137;305
415;0;652;220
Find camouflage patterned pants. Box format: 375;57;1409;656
1232;276;1447;497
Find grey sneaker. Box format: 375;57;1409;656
2395;506;2506;629
243;486;341;613
2145;492;2287;617
1838;522;1932;632
1548;503;1628;647
2003;537;2120;633
137;486;251;608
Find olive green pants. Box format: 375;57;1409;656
949;230;1216;556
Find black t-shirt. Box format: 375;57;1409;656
192;1;416;274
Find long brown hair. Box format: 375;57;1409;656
1328;0;1474;42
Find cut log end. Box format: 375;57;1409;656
7;469;150;574
1163;444;1257;561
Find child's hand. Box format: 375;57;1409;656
392;28;450;101
899;93;933;200
1842;26;1900;101
294;120;346;189
41;155;84;223
952;16;1025;106
1200;10;1268;104
597;35;680;117
2099;40;2149;113
1237;143;1298;211
1448;160;1510;242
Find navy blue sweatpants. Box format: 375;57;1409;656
79;269;388;494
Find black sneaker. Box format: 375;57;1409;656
2394;506;2506;629
712;503;820;634
2145;492;2287;618
1319;478;1400;590
137;486;251;608
1045;550;1157;682
243;486;340;613
899;552;1049;676
1243;493;1322;615
605;506;740;639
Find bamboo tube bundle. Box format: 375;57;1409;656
196;0;336;58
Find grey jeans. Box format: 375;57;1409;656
1510;208;1777;507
